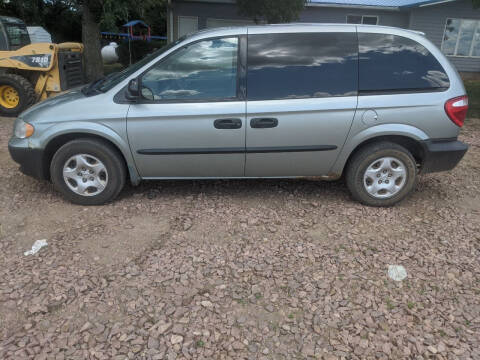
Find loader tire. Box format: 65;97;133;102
0;74;36;117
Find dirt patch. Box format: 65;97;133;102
76;215;170;266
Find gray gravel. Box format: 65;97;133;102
0;116;479;359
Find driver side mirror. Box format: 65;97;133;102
125;78;140;101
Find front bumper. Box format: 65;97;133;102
8;139;48;180
420;139;468;173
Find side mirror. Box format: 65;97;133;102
125;78;140;101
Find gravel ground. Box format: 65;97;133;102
0;116;479;360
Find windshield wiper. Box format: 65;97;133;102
81;77;105;95
81;72;118;95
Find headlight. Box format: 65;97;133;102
14;119;34;139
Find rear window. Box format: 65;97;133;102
358;33;449;94
247;32;358;100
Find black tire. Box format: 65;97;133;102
0;74;36;117
50;138;126;205
346;142;417;207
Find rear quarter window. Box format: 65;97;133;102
247;32;358;100
358;33;450;94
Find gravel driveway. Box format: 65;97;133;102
0;116;479;359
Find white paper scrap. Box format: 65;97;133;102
388;265;407;281
24;239;48;256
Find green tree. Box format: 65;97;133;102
60;0;167;82
473;0;480;8
84;0;167;81
101;0;167;38
43;1;82;43
0;0;104;81
0;0;82;42
0;0;45;26
237;0;307;24
1;0;167;82
133;0;167;37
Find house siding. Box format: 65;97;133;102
172;1;409;38
172;2;248;39
409;0;480;72
299;7;409;28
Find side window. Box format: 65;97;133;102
247;32;358;101
358;33;450;94
0;31;8;51
141;37;238;101
5;23;30;50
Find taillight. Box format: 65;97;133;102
445;95;468;127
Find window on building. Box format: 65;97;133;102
442;18;480;57
141;37;238;101
347;15;378;25
247;32;358;100
358;33;450;93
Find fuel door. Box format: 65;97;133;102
362;109;379;126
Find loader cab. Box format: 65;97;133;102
0;16;31;51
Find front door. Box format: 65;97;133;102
127;35;246;178
244;29;359;177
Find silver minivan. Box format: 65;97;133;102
8;24;469;206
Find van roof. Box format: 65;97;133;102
190;23;425;37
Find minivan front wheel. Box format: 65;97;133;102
50;138;126;205
346;142;417;207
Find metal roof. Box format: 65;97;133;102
308;0;457;8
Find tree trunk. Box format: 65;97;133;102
82;2;103;82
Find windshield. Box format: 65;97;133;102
97;36;187;93
4;22;30;50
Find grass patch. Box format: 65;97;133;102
465;80;480;118
235;298;247;305
269;321;279;331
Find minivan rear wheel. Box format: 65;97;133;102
50;138;126;205
346;142;417;207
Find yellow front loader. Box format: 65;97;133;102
0;16;84;116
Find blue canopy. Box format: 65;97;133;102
123;20;149;28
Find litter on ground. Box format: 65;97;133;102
24;239;48;256
388;265;407;281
